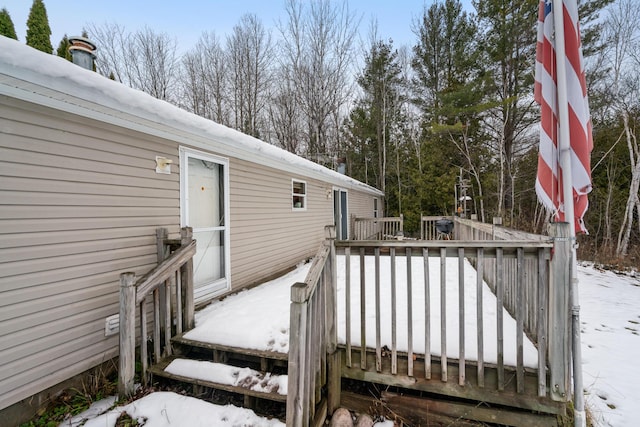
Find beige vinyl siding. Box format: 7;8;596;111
347;189;378;219
0;96;181;411
0;91;382;412
227;158;334;290
343;189;382;238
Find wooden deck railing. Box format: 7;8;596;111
287;226;340;427
455;217;571;401
118;227;196;397
421;215;455;240
291;218;572;424
335;239;559;401
353;215;403;240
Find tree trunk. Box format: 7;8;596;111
616;110;640;256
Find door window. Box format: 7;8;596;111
181;148;230;303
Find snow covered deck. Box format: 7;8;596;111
184;255;538;369
137;221;575;426
180;228;568;425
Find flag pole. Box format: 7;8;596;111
552;1;585;426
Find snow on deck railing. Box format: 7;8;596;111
118;227;196;398
287;225;339;427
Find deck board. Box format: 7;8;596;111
149;356;287;402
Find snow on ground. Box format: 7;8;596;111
80;392;284;427
59;396;117;427
578;263;640;427
61;261;639;426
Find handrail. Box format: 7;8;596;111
287;226;338;427
290;219;572;425
291;243;330;303
118;227;195;398
135;239;196;304
455;217;549;241
353;215;403;240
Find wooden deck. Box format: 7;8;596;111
287;221;573;426
341;347;563;416
119;220;574;426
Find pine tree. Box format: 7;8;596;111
346;39;403;194
0;7;18;40
26;0;53;53
473;0;539;224
56;34;71;61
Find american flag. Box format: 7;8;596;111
534;0;592;234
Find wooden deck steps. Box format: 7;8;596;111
147;334;288;419
171;333;288;371
148;357;287;402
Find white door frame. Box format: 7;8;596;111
333;187;349;240
180;146;231;302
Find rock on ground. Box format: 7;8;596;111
354;413;374;427
330;407;354;427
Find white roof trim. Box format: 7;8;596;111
0;37;383;197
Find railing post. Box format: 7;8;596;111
118;272;136;398
180;227;195;330
325;226;341;415
548;222;571;402
492;217;502;240
156;228;169;343
287;283;309;427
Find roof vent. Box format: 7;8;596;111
68;36;96;70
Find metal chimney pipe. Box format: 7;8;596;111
68;36;96;70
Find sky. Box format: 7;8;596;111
1;0;473;54
58;259;639;426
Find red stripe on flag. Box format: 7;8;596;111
535;0;592;234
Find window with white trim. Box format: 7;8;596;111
292;179;307;210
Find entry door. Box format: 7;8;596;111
181;148;230;304
333;189;348;240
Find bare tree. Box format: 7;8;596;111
268;65;304;153
86;22;129;81
180;32;230;125
278;0;359;159
87;23;178;102
131;27;179;101
599;0;640;256
226;14;273;138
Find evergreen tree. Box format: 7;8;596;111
56;34;71;61
413;0;477;125
411;0;486;221
345;39;403;197
26;0;53;53
0;7;18;40
473;0;538;225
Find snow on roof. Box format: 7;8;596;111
0;36;383;196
